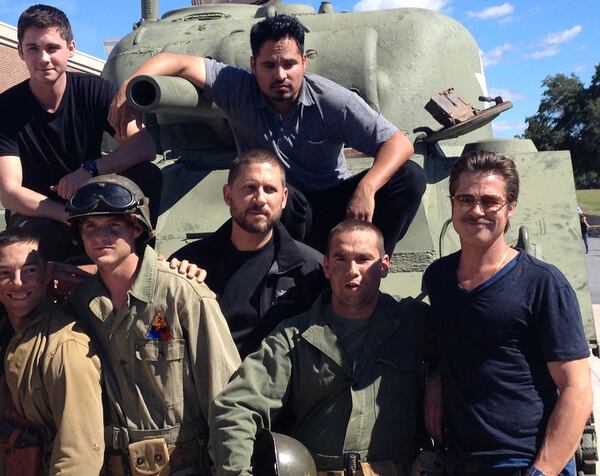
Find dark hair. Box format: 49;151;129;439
327;219;385;257
0;228;46;266
227;149;287;186
449;150;519;203
449;150;519;232
17;4;73;44
250;14;307;56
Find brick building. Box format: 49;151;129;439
0;20;105;92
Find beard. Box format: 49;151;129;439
231;205;282;234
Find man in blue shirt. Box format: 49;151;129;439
109;14;425;255
423;150;592;476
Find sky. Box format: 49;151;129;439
1;0;598;138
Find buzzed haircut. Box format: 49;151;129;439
250;14;308;56
449;150;520;204
227;149;287;186
327;219;386;257
17;4;73;44
0;228;46;266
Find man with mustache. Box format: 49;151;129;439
110;14;425;256
171;149;326;359
424;151;592;476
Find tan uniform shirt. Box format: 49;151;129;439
3;300;104;475
69;246;241;449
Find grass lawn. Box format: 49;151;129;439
576;189;600;216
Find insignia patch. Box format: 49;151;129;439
145;310;174;340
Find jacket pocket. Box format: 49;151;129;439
372;356;420;422
135;339;185;415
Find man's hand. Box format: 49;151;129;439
346;184;376;222
51;167;91;199
157;255;207;283
424;371;444;445
109;81;143;139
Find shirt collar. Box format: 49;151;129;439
128;246;157;304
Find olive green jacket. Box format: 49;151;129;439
3;300;104;475
69;246;241;450
210;291;431;475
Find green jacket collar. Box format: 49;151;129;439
301;291;403;376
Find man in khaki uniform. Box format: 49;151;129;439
0;228;104;475
210;219;432;476
66;175;241;476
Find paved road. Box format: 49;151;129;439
586;237;600;304
585;238;600;474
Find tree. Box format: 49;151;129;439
524;64;600;187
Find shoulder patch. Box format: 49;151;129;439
146;310;174;340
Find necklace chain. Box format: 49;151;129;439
492;247;510;277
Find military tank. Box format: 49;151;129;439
103;0;597;472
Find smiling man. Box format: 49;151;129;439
110;14;425;256
0;4;160;261
171;149;325;358
209;219;432;475
0;228;103;475
423;151;592;476
66;175;240;475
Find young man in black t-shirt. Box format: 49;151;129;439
0;4;160;260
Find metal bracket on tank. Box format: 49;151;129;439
516;225;531;255
414;88;512;143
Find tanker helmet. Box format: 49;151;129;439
66;175;153;239
251;430;317;476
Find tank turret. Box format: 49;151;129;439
102;2;596;470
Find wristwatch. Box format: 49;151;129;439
82;159;99;177
526;466;546;476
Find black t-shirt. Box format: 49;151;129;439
423;251;589;466
218;238;275;353
0;72;116;203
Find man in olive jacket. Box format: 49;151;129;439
210;219;431;475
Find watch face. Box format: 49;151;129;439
83;160;98;176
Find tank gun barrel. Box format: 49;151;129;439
126;75;225;118
141;0;160;22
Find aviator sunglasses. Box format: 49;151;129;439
67;182;140;214
450;193;509;212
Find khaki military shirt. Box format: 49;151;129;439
3;299;104;475
210;291;432;475
69;246;241;449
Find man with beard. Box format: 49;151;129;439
111;14;425;256
171;149;326;358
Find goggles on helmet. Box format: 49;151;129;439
67;182;140;215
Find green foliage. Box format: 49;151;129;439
524;63;600;184
576;189;600;216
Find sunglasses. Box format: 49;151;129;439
450;193;508;212
67;182;139;214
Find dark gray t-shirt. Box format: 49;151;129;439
325;304;370;373
203;59;399;191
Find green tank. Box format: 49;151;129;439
103;1;597;472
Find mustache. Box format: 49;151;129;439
246;204;269;213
